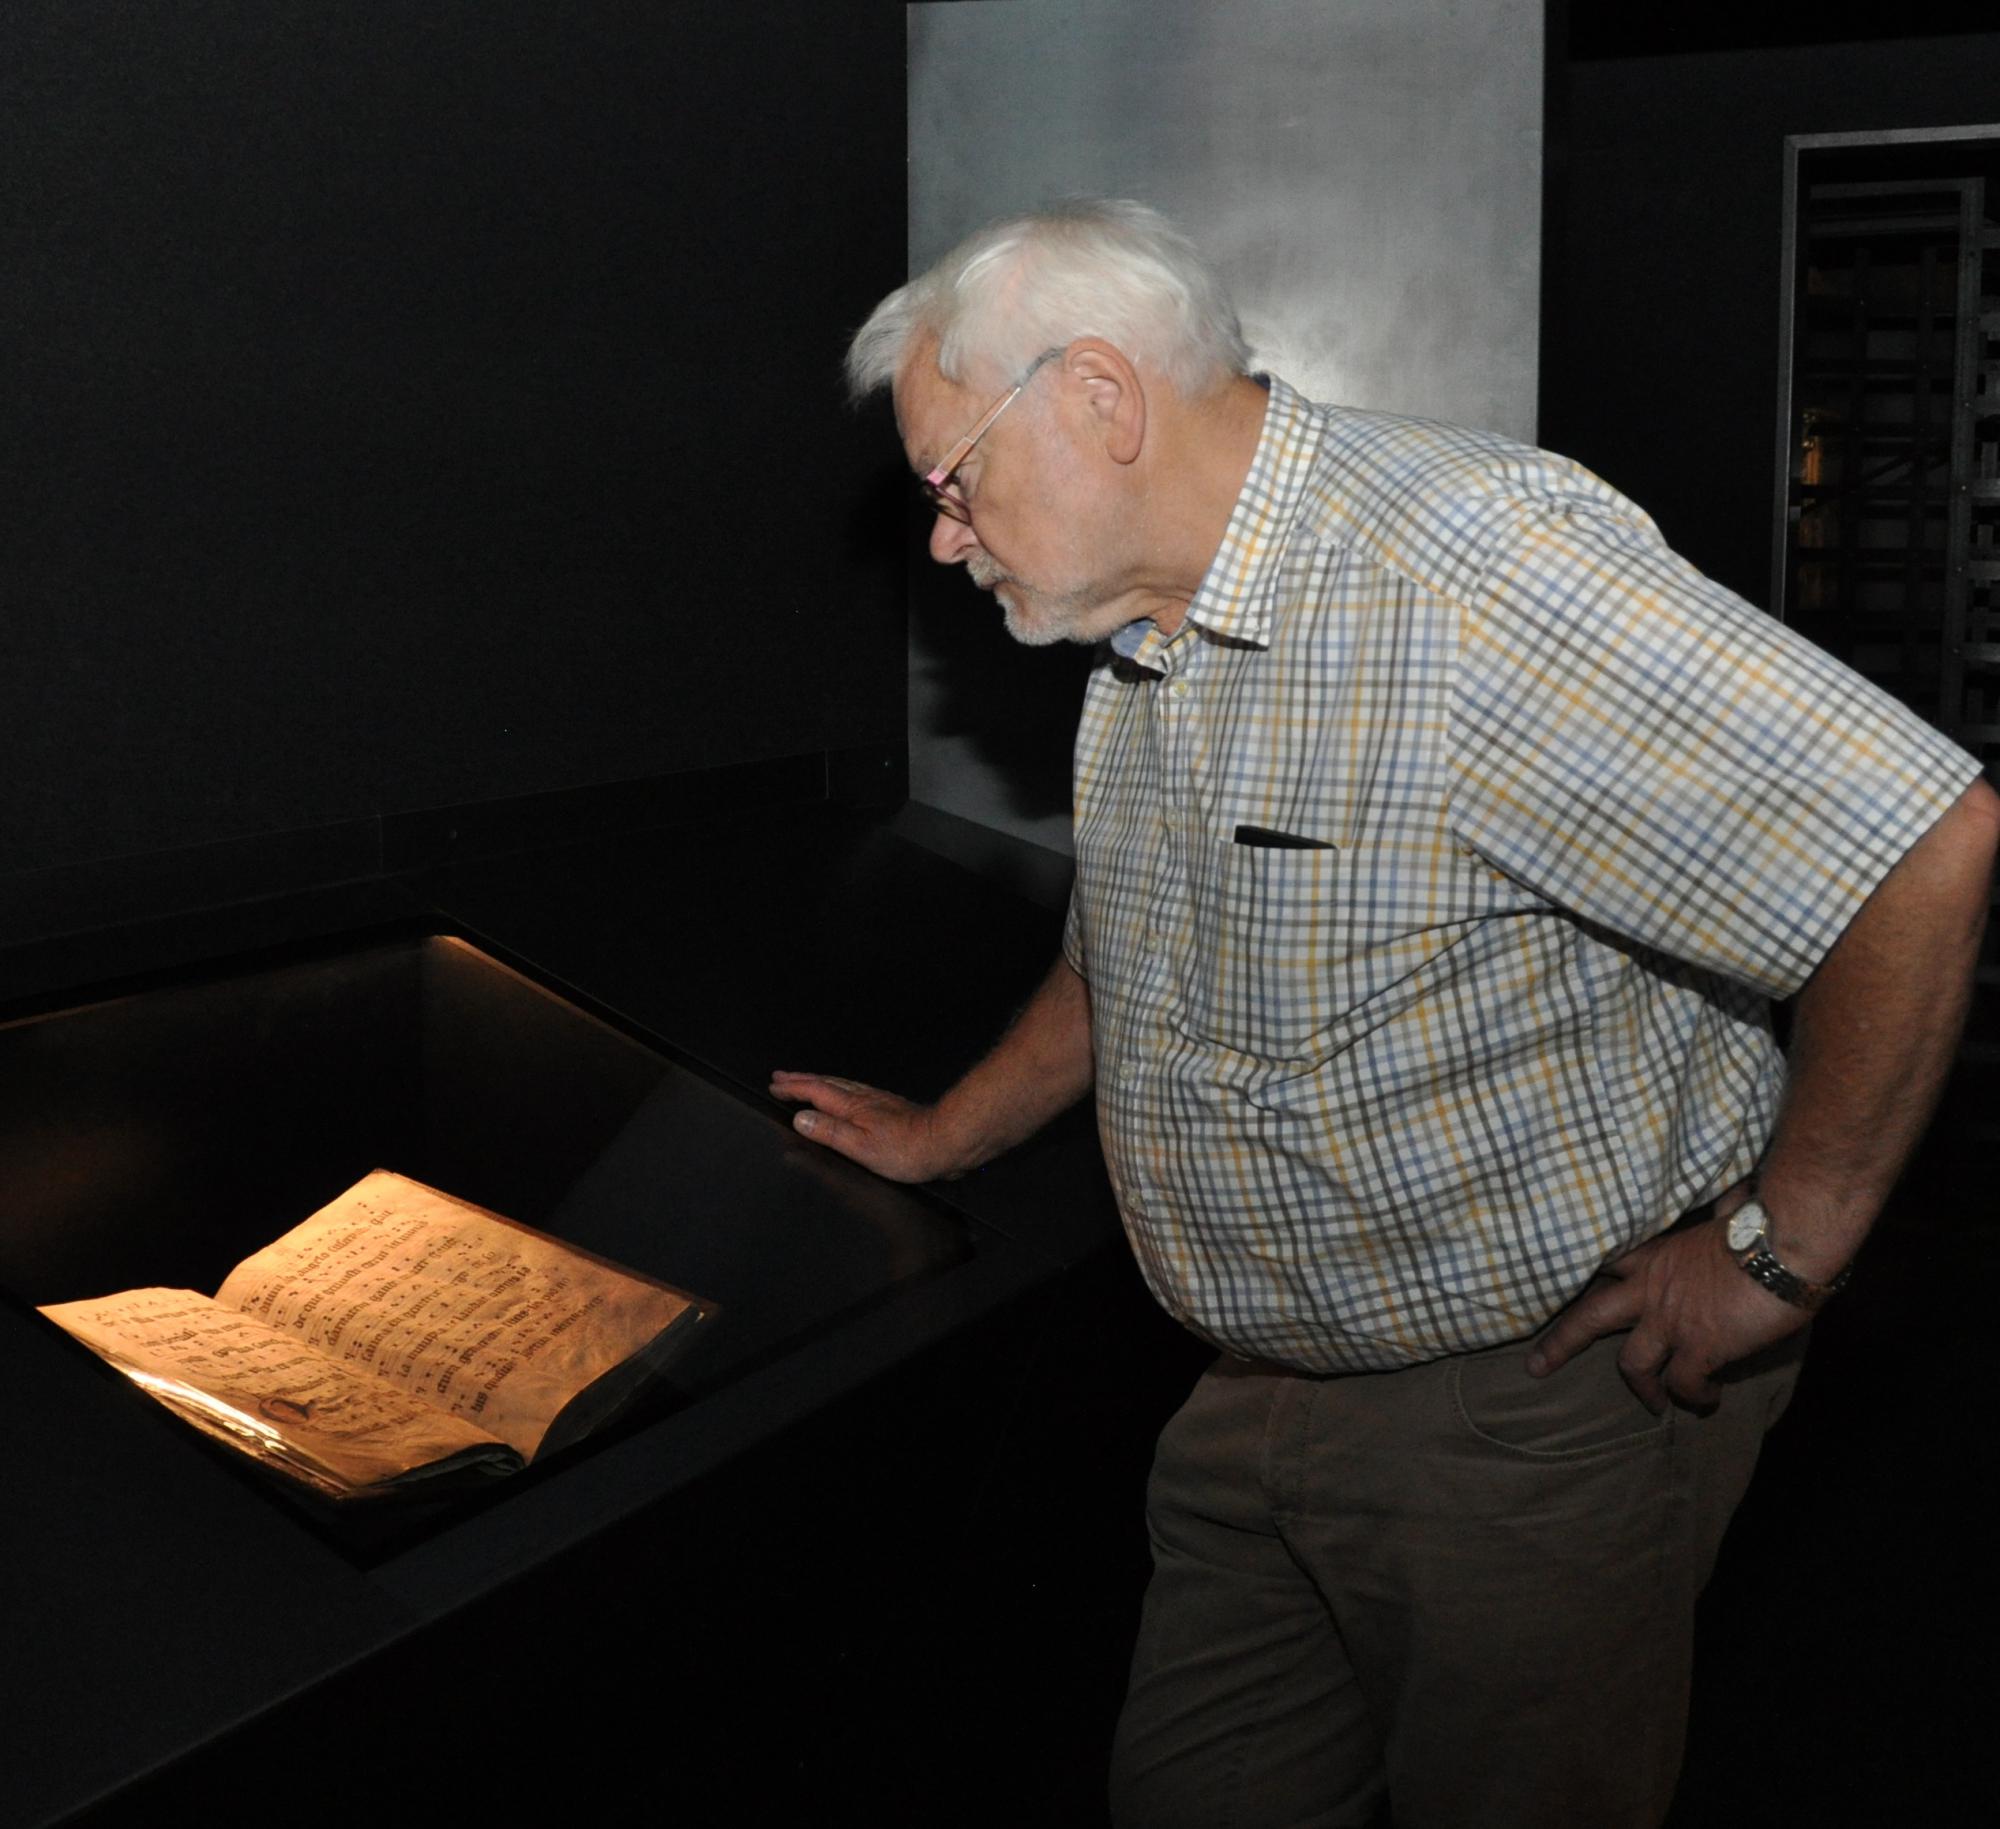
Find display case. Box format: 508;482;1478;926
0;815;1192;1826
1;927;975;1559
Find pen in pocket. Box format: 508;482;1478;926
1233;825;1335;851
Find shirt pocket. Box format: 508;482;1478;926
1187;837;1344;1061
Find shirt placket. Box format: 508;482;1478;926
1111;631;1204;1266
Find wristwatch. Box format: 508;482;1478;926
1724;1196;1851;1311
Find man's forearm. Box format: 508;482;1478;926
1755;778;2000;1278
928;953;1096;1174
1529;778;2000;1406
769;953;1094;1183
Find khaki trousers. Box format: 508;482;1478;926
1109;1323;1804;1829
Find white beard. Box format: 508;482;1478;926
968;552;1096;648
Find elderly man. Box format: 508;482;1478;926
772;201;1996;1827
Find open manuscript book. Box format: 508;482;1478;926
39;1170;708;1501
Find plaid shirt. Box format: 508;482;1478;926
1064;376;1980;1372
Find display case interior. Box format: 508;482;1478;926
0;931;974;1546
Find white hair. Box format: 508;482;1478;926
845;198;1251;402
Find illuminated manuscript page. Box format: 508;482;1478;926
215;1170;694;1459
39;1288;514;1494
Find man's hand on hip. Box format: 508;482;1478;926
1528;781;1998;1415
1524;1209;1811;1414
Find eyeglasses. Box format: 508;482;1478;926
920;346;1065;524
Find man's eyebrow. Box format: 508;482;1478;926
893;416;929;475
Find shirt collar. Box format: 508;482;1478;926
1110;374;1323;663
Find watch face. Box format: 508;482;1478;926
1726;1200;1766;1254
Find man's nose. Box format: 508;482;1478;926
929;511;979;566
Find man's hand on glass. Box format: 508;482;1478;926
768;1071;959;1183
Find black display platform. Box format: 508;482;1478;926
0;808;1207;1826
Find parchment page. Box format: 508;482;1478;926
215;1171;695;1460
38;1288;517;1495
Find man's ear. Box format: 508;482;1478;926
1063;340;1146;466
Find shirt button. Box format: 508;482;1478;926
1168;679;1191;700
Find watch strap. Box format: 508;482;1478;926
1736;1243;1851;1311
1726;1197;1851;1311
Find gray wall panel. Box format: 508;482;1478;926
907;0;1544;851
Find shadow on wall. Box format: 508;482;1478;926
840;401;1091;831
909;516;1096;826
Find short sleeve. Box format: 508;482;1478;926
1062;880;1088;977
1447;499;1982;997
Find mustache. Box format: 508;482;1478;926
966;552;1009;589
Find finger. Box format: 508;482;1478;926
770;1069;863;1084
1663;1359;1722;1414
770;1070;846;1098
1525;1279;1643;1377
789;1105;867;1159
769;1074;871;1117
1616;1327;1674;1416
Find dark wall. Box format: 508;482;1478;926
1540;31;2000;604
0;3;907;910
